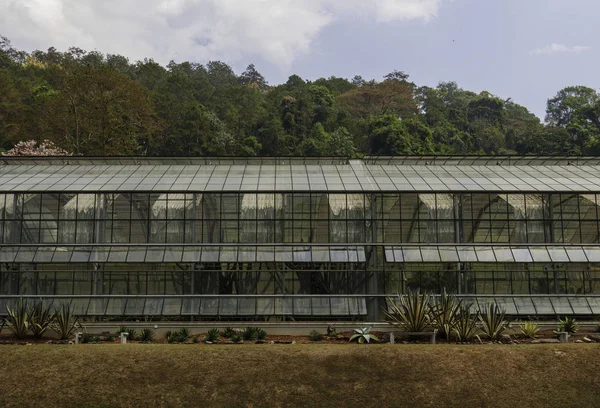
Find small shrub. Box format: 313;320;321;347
309;330;324;341
385;290;433;332
104;334;115;342
90;336;100;343
204;328;220;343
127;328;138;341
556;316;579;334
192;336;199;343
29;302;54;339
5;299;30;340
453;306;479;343
478;303;510;340
256;328;268;340
178;328;191;341
326;325;338;338
116;326;128;335
139;328;155;343
520;322;540;339
52;304;80;340
222;327;235;338
231;333;242;343
350;326;379;344
431;290;462;340
243;327;259;341
166;328;191;343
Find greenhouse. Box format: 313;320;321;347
0;156;600;320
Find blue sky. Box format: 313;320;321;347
1;0;597;119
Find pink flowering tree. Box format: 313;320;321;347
3;140;72;156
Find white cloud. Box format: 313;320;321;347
0;0;445;67
530;43;591;56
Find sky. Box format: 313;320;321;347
0;0;597;120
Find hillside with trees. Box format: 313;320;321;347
1;35;599;157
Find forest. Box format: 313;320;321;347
1;35;600;157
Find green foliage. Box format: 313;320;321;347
116;326;128;335
5;299;30;339
230;333;243;343
127;329;138;341
309;330;324;341
104;334;115;342
431;290;462;340
255;328;268;341
385;290;433;333
222;327;235;338
519;322;540;339
29;301;54;339
326;325;338;338
204;328;220;343
556;316;580;334
453;306;479;343
139;328;155;343
166;328;192;343
52;304;80;341
349;327;379;344
478;303;510;340
243;327;259;341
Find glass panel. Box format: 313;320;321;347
52;247;73;263
87;298;109;315
392;248;403;262
275;298;293;315
15;247;37;263
219;298;238;315
384;247;395;263
164;247;184;263
293;297;311;315
275;247;293;262
256;247;275;263
566;247;588;262
162;298;183;315
34;247;56;263
200;247;220;263
126;247;147;263
421;247;441;262
237;298;256;315
312;297;330;315
256;298;275;315
182;247;202;263
90;247;110;263
292;247;311;263
105;298;127;315
547;247;569;262
124;298;145;315
145;247;165;263
330;248;349;263
403;248;422;262
583;247;600;262
331;297;350;315
180;298;200;315
71;247;91;263
511;248;533;263
569;297;592;314
108;247;128;263
144;298;164;315
312;247;330;263
550;297;574;315
587;297;600;314
531;297;555;315
439;247;459;262
493;247;514;262
513;297;536;315
0;247;17;262
494;297;517;314
199;298;219;315
457;246;478;262
476;247;496;262
357;248;366;263
70;298;90;315
529;247;551;263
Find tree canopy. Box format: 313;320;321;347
0;35;596;157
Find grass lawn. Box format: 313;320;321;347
0;344;599;407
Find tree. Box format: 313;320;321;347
239;64;268;90
546;86;599;127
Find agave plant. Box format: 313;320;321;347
6;299;31;339
556;316;580;334
350;326;379;344
29;301;55;339
52;304;80;340
453;305;479;343
519;322;540;339
431;290;462;340
385;290;434;332
479;303;510;340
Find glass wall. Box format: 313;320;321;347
2;192;599;245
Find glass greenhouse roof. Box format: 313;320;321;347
1;161;600;192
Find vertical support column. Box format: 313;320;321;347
454;194;463;294
366;193;380;321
